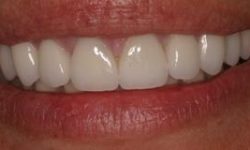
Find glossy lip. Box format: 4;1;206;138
0;0;250;45
0;61;250;140
0;0;250;142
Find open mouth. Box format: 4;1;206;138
0;0;250;143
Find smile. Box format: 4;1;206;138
0;0;250;144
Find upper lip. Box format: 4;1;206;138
0;0;250;45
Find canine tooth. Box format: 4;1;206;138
165;35;200;80
199;35;225;75
64;82;79;93
119;34;168;89
241;30;250;60
0;45;16;80
39;40;70;87
12;42;39;86
225;33;240;66
71;38;118;91
35;80;58;92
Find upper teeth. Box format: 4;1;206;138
119;34;168;89
0;30;249;92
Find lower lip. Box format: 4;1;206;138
0;61;249;140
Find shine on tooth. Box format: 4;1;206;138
199;35;225;75
11;42;39;86
119;34;168;90
71;38;118;91
225;33;240;66
0;45;17;80
164;35;200;80
39;40;70;88
240;30;250;60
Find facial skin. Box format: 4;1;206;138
0;0;250;150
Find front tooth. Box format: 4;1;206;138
241;30;250;60
11;42;39;86
199;35;225;75
0;45;16;80
71;38;118;91
39;40;70;88
225;33;240;66
119;34;168;89
164;35;200;80
35;80;58;92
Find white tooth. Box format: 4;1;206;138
11;42;39;86
119;34;168;89
241;30;250;60
225;33;240;66
71;38;118;91
184;70;205;84
0;45;16;80
64;82;79;93
164;35;200;80
39;40;70;88
199;35;225;75
35;80;58;92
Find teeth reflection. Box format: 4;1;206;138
0;45;17;81
12;42;39;86
119;34;168;90
164;35;200;80
225;33;240;66
39;40;70;88
0;30;248;92
199;35;225;75
71;38;118;91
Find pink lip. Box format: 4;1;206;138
0;61;249;140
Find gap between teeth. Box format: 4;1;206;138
0;30;249;93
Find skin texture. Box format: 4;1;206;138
0;0;250;149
